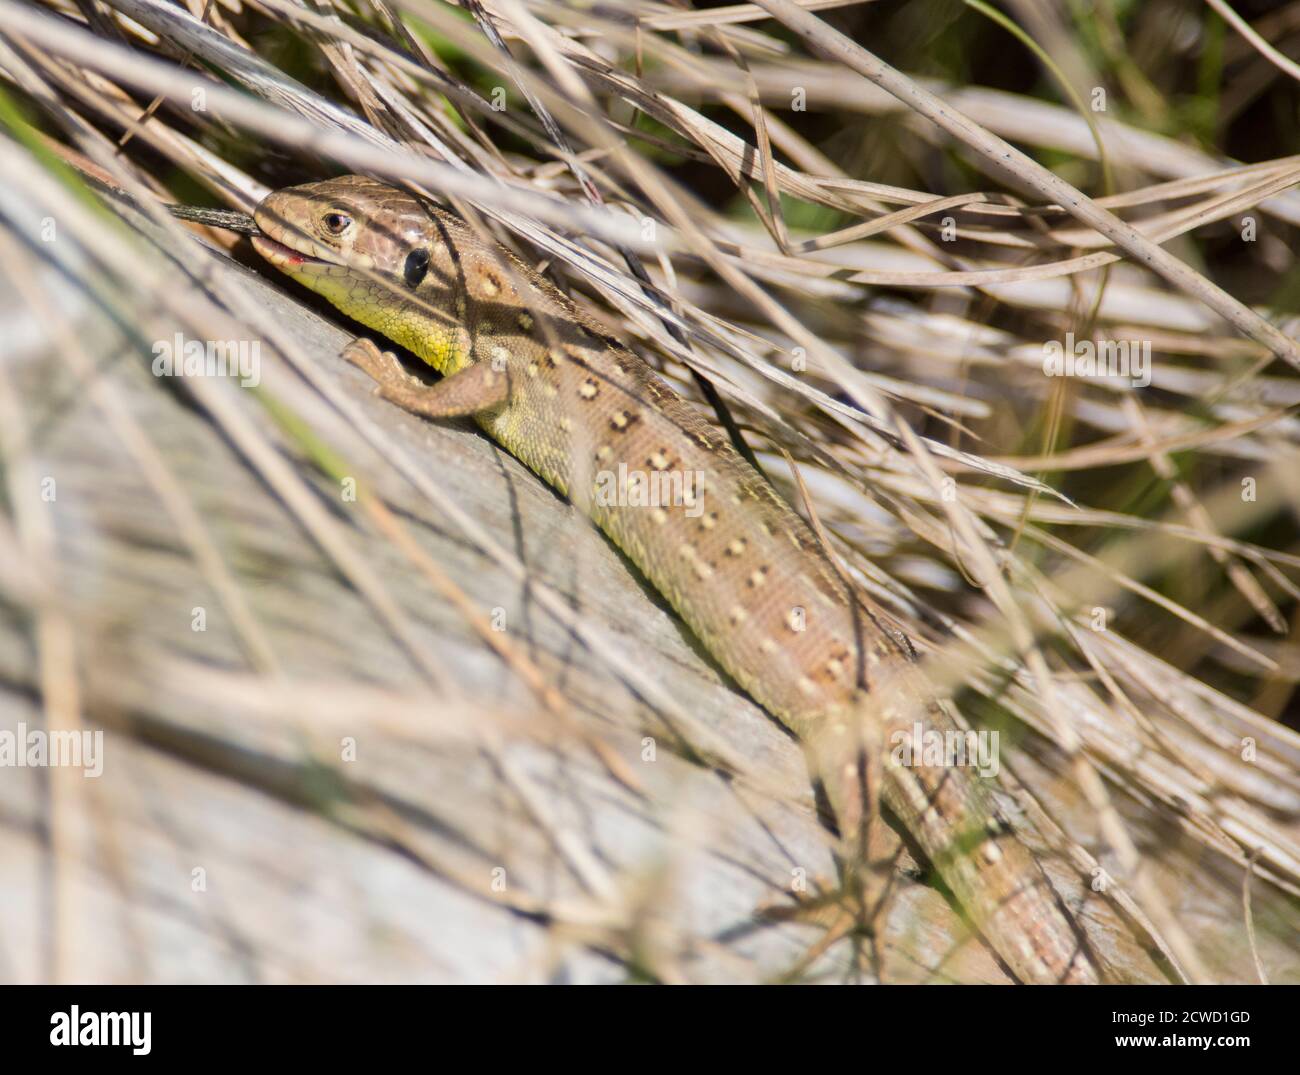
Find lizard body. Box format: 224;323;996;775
253;175;1102;983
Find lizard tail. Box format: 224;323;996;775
805;670;1103;984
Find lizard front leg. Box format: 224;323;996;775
343;338;509;419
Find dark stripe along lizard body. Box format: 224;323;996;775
252;175;1102;983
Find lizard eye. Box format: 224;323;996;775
322;211;352;235
403;248;430;289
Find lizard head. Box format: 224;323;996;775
252;174;439;279
252;175;468;370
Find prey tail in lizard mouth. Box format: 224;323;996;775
251;174;1110;984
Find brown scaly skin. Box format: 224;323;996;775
253;175;1103;983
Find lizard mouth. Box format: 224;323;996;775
251;233;322;267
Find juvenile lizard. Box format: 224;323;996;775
252;175;1104;983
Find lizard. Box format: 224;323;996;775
250;174;1105;984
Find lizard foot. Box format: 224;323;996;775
759;876;886;983
342;338;420;389
342;339;509;420
757;816;906;982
